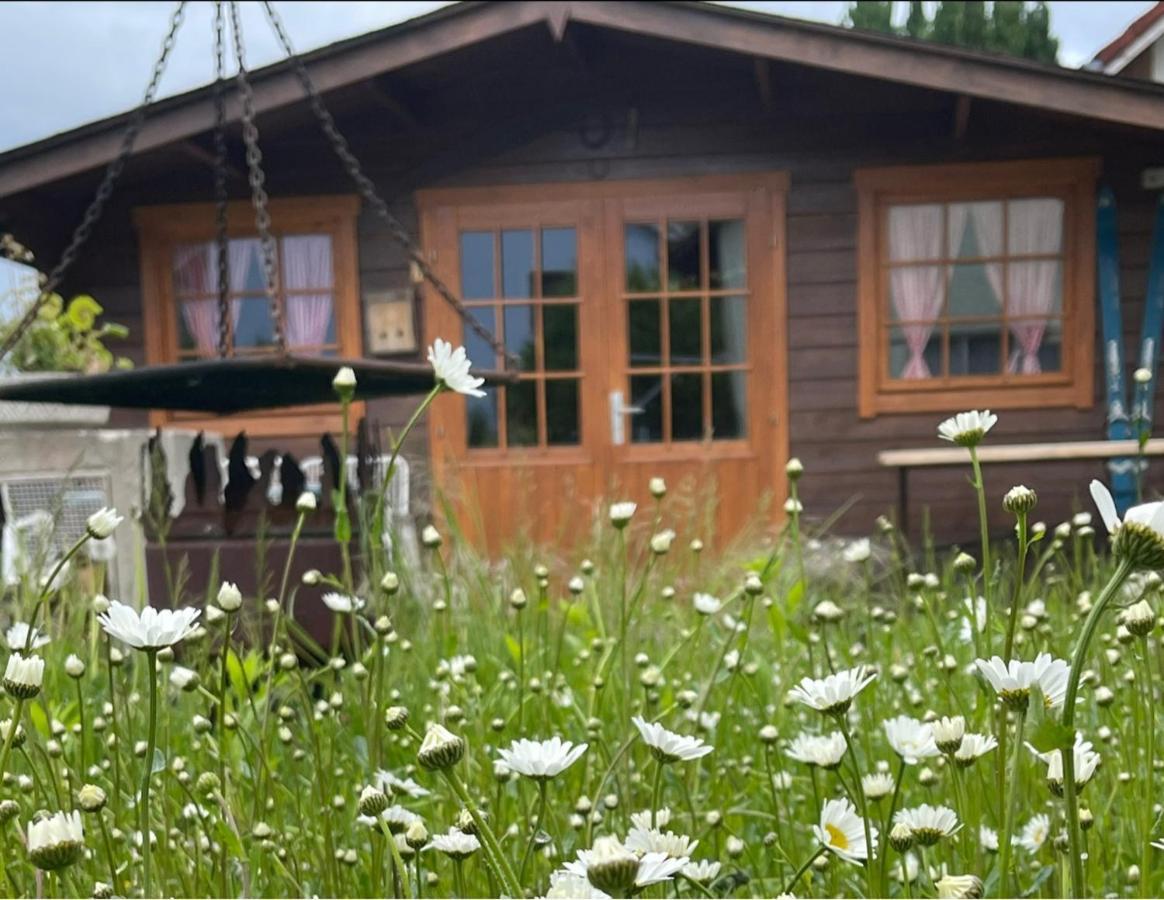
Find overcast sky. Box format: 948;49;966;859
0;0;1155;155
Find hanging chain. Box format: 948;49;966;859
212;1;232;358
227;0;287;355
0;1;188;362
258;0;518;371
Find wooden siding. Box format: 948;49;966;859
8;23;1164;543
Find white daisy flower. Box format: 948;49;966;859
937;410;997;447
894;804;961;845
959;596;986;643
789;666;877;716
681;859;721;884
624;827;698;859
979;825;999;852
1091;479;1164;567
785;731;847;769
862;772;896;800
430;827;480;859
5;623;49;652
632;716;713;763
884;715;940;764
974;653;1069;710
26;810;84;871
168;666;199;692
564;837;687;893
1026;733;1101;795
86;507;123;540
545;870;611;899
935;873;984;899
375;770;430;799
954;733;998;767
497;737;587;780
1015;813;1050;853
814;797;878;864
693;593;722;616
96;601;200;651
891;852;919;883
629;808;671;831
609;502;637;528
428;338;486;397
843;538;872;564
321;593;364;614
3;653;44;698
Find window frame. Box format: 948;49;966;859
134;195;363;436
854;158;1098;418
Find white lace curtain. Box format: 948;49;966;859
172;241;253;355
281;234;334;348
888;204;944;380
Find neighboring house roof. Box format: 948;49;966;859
6;0;1164;198
1090;1;1164;73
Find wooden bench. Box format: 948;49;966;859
878;439;1164;532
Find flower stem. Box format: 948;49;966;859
997;705;1027;899
0;698;26;784
442;768;521;898
1062;556;1135;898
1003;512;1029;662
650;759;665;829
780;846;824;896
836;715;877;899
968;447;993;655
520;779;549;884
378;819;411;898
141;648;159;898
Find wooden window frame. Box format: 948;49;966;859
854;157;1098;418
134;195;363;436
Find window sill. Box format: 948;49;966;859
860;383;1088;418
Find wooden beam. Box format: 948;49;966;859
364;77;423;130
953;94;971;141
879;438;1164;468
175;140;243;180
753;58;774;115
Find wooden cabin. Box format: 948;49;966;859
4;1;1164;549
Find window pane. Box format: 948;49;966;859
281;234;333;289
948;264;1001;318
504;304;537;371
949;320;1001;376
710;295;747;364
629;375;663;443
233;297;275;349
667;221;701;291
1008;198;1063;255
545;380;580;445
628;299;661;367
711;371;747;439
460;231;494;299
669;298;701;365
231;238;264;292
671;373;703;441
1009;318;1062;374
464;306;497;370
541;228;577;297
467;388;499;449
501;230;534;299
625;224;660;292
709;219;746;289
506;381;538;447
178;298;222;354
888;266;943;322
889;325;940;380
543;305;577;371
949;202;1002;259
888;204;943;262
1007;261;1061;317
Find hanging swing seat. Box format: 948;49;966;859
0;355;515;414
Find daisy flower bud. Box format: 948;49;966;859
358;785;389;817
216;582;242;612
568;576;585;595
405;820;429;850
952;552;976;573
650;530;675;555
385;706;409;730
584;836;640;896
935;873;984;899
64;655;85;679
302;569;322;586
889;822;913;852
609;502;636;528
417;724;464;771
332;366;357;399
785;457;804;480
1003;485;1037;515
649;477;667;498
1135;367;1152;384
86;507;123;540
1120;598;1155;636
78;784;107;813
509;588;528;610
421;525;442;548
380;571;400;594
744;573;763;595
932;716;965;755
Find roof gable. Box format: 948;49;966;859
5;0;1164;198
1092;1;1164;72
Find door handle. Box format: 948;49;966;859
609;390;642;445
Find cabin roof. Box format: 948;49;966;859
5;0;1164;199
1091;1;1164;73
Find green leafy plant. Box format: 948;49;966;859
2;293;132;374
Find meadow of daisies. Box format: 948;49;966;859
0;348;1162;900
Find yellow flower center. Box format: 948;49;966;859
826;824;849;850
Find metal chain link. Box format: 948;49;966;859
227;0;287;355
212;1;232;358
0;1;188;362
259;0;517;371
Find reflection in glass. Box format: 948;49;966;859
667;221;701;291
709;220;746;289
629;375;664;443
628;300;661;367
711;371;747;439
504;305;537;371
501;230;534;298
710;295;747;364
541;228;577;297
671;373;703;441
545;379;580;445
506;380;538;447
543;305;577;370
467;388;499;448
625;224;660;292
464;307;496;369
948;264;1001;318
459;231;494;299
669;298;701;365
949;320;1001;376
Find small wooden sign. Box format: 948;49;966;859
365;288;417;354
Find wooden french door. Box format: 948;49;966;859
418;173;788;550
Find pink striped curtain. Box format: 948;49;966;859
281;235;334;348
1006;199;1063;374
888;205;944;380
173;242;247;355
